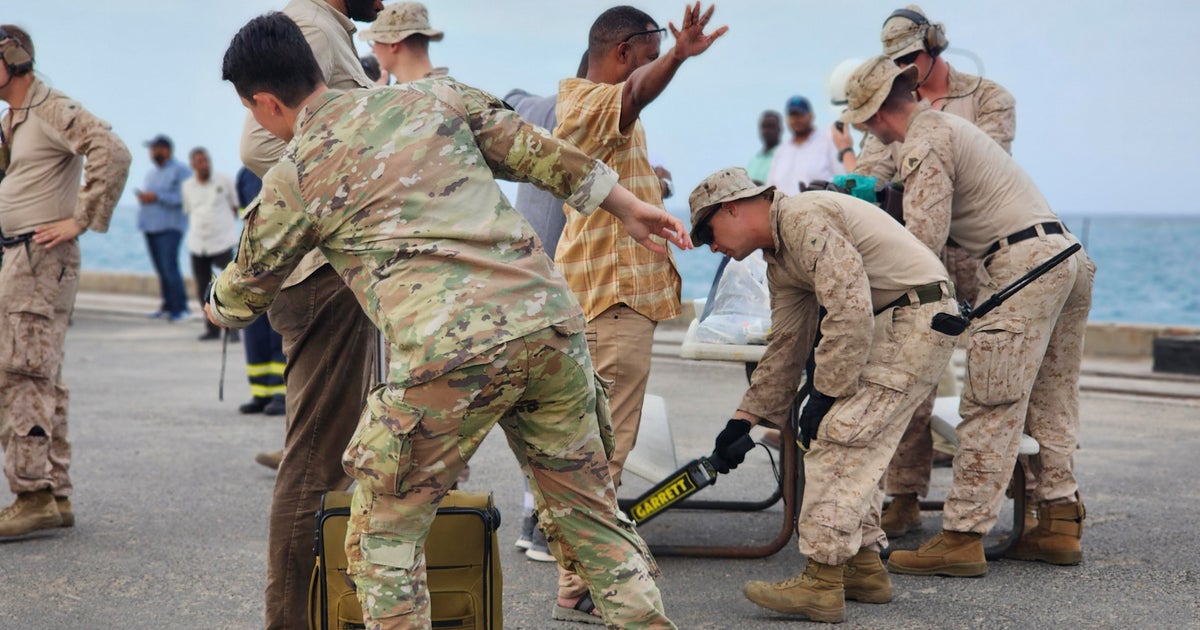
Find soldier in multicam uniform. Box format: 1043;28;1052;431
0;25;131;537
212;14;686;629
691;167;958;623
836;4;1022;539
840;56;1094;576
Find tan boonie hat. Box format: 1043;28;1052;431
839;55;917;125
358;2;444;44
881;4;929;59
688;167;773;246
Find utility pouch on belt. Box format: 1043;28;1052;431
309;490;503;630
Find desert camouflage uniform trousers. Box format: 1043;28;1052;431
884;244;979;497
342;324;674;630
799;297;957;566
946;233;1094;534
0;239;79;496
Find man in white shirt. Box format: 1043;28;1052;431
766;95;845;195
182;147;240;341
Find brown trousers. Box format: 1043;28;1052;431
263;265;375;630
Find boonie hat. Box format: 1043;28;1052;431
358;2;444;44
785;95;812;115
144;134;173;150
881;4;930;59
839;56;917;125
688;167;774;246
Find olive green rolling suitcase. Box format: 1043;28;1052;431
308;490;503;630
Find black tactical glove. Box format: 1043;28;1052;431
798;390;837;450
713;418;753;473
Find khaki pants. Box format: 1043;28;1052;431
343;325;673;629
558;303;656;600
945;234;1094;534
0;240;79;497
799;298;957;566
263;265;375;630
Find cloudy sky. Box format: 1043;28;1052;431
7;0;1199;217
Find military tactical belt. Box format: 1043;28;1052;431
986;221;1065;256
0;231;33;248
879;281;953;314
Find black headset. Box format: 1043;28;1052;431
885;8;948;57
0;28;34;76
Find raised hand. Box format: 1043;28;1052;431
669;2;729;61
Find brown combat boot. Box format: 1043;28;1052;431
1006;500;1084;565
881;493;922;538
843;548;892;604
254;449;283;470
887;530;987;577
0;490;63;537
55;497;75;528
743;560;846;623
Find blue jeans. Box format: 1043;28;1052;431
144;230;187;315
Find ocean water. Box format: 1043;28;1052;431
80;207;1200;327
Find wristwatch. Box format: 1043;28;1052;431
838;147;854;161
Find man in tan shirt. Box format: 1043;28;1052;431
691;167;957;623
549;4;726;622
841;56;1094;577
237;1;382;627
0;25;131;538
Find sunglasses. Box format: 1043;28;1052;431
621;27;667;45
894;50;922;67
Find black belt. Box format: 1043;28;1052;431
0;231;33;247
878;282;953;314
986;222;1064;256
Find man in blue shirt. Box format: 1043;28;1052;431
136;134;191;320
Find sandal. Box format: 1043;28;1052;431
552;592;605;625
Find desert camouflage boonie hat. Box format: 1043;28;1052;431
358;2;444;44
839;55;917;125
881;4;930;59
688;167;773;246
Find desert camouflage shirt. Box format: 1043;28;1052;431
738;191;948;422
211;78;618;387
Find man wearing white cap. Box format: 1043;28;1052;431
841;5;1022;541
840;55;1094;577
691;167;957;622
358;2;447;82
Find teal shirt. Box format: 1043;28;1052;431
747;147;775;185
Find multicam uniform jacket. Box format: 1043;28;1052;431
210;78;618;388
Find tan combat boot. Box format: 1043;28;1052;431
255;449;283;470
743;560;846;623
881;493;922;538
55;497;75;528
887;530;987;577
0;490;63;537
1006;500;1084;565
843;548;892;603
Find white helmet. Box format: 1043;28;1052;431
827;57;865;108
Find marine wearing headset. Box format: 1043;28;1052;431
835;6;1023;542
0;25;131;538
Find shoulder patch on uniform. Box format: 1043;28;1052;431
899;143;932;180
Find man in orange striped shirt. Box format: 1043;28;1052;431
549;3;726;624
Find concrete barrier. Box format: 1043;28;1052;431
81;271;1198;359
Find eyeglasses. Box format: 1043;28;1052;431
621;27;667;45
894;50;922;67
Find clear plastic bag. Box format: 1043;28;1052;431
695;251;771;345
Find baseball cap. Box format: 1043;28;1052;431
687;167;774;246
839;56;917;125
358;2;444;44
144;134;173;150
785;95;812;115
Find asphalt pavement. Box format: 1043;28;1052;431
1;300;1198;629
